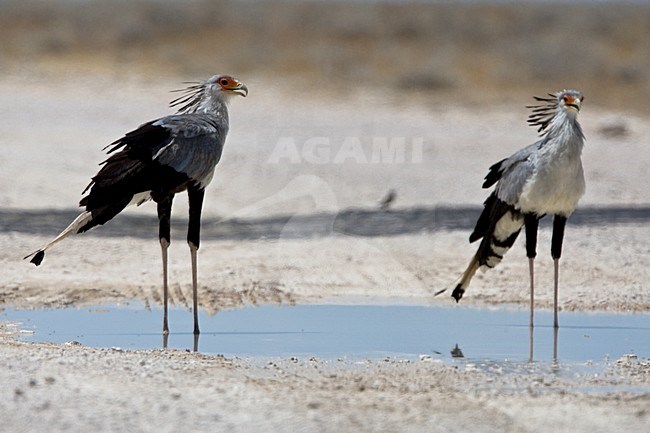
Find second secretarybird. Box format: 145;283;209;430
25;74;248;336
448;90;585;328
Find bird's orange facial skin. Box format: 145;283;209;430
562;93;582;111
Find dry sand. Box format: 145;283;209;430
0;339;648;433
1;0;650;426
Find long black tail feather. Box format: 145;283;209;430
24;250;45;266
452;194;524;300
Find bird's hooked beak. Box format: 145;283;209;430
227;81;248;97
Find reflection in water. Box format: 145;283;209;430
528;326;559;363
163;332;199;352
3;304;648;363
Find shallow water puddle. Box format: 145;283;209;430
2;304;647;364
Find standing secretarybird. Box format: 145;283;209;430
25;74;248;336
447;90;585;328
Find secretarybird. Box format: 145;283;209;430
447;89;585;328
25;74;248;336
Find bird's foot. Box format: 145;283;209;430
451;285;464;303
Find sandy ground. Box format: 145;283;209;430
1;68;649;431
0;339;648;433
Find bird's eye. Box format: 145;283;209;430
219;78;229;86
562;96;568;103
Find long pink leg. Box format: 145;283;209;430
528;257;535;329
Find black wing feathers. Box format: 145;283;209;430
469;192;510;243
80;122;181;210
482;158;506;189
470;192;523;269
103;122;170;157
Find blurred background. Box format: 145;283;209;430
1;0;649;111
1;0;649;219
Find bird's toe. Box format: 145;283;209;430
451;285;464;303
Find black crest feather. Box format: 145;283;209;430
169;82;205;114
526;93;558;135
